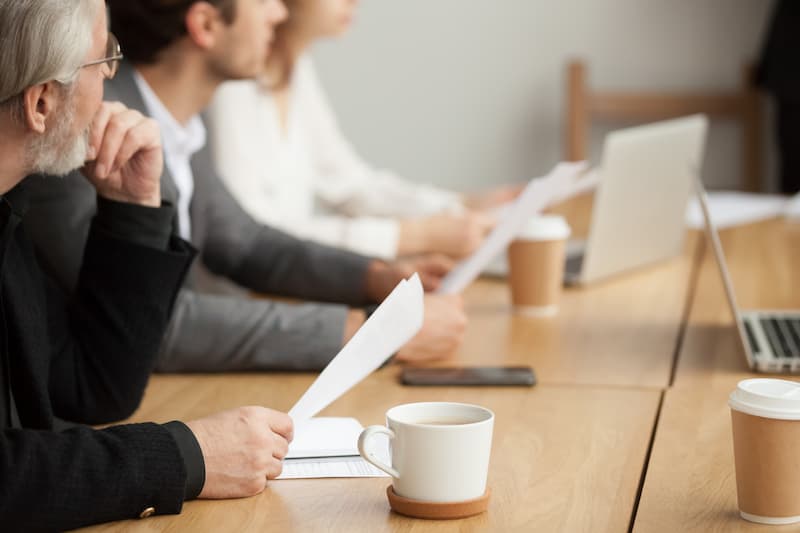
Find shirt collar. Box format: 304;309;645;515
132;70;206;160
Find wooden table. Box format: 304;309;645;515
82;373;660;532
634;218;800;532
74;195;719;532
457;235;698;389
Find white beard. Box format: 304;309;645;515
27;97;90;177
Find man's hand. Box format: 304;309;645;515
364;254;454;300
395;294;467;362
399;212;495;259
82;101;163;207
185;406;294;499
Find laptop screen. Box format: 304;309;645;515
693;175;753;362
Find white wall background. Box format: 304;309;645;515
312;0;776;192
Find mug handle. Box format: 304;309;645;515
358;425;400;478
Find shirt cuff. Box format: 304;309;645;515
94;196;175;250
164;421;205;500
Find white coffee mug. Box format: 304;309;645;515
358;402;494;503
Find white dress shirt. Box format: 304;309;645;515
206;56;463;259
134;71;205;241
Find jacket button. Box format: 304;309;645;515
139;507;156;519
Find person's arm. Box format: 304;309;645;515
0;403;299;532
41;103;196;423
46;197;194;423
0;422;197;531
154;289;350;373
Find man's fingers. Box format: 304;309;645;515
93;109;146;178
110;117;160;175
266;411;294;442
87;101;126;161
271;433;289;461
265;458;284;480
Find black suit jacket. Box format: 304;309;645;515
0;182;199;531
756;0;800;95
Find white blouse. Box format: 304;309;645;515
206;56;463;259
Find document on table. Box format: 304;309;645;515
288;274;424;424
278;417;390;479
280;456;389;479
439;161;590;294
685;191;788;229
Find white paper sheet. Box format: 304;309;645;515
288;274;424;424
439;162;589;294
279;456;389;479
685;191;788;230
278;417;390;479
287;417;364;459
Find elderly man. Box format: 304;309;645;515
0;1;294;530
23;0;468;374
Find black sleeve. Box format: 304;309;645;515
0;423;190;532
47;208;195;423
94;195;175;250
164;421;205;499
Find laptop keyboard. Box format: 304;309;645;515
758;317;800;359
565;254;584;275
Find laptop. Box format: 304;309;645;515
695;176;800;373
565;115;708;284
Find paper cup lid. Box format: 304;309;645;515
516;215;571;241
729;378;800;420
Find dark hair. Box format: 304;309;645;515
107;0;237;65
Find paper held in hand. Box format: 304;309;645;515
288;273;424;424
437;161;594;295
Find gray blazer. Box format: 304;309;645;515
23;61;374;372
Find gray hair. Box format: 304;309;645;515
0;0;98;119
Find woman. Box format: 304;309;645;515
207;0;518;260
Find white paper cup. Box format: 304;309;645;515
729;378;800;524
508;215;570;316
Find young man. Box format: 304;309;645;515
24;0;467;373
1;0;294;529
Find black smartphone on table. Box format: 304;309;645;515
401;366;536;387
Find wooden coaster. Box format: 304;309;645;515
386;486;490;520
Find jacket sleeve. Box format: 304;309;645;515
193;143;375;306
46;200;195;423
0;422;189;532
155;289;347;372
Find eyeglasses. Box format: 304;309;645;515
78;32;123;80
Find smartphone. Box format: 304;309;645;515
401;366;536;387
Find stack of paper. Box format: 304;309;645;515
278;417;389;480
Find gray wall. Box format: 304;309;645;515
312;0;775;192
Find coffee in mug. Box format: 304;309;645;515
358;402;494;503
507;215;570;317
729;378;800;524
